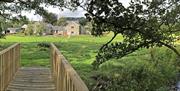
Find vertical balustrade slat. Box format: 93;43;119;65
0;55;2;91
50;43;89;91
2;54;4;91
0;43;20;91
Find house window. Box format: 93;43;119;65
71;26;74;29
71;31;74;34
6;30;10;34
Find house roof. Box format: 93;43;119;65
21;25;28;29
52;26;65;31
66;21;79;25
45;24;53;30
7;28;20;31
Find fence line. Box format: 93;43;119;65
0;43;20;91
50;43;89;91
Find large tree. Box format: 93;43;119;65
79;17;89;34
0;0;180;69
0;17;7;38
56;17;68;26
42;12;58;25
72;0;180;68
79;17;88;26
10;16;29;27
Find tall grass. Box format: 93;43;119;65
0;35;179;91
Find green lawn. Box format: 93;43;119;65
0;35;180;90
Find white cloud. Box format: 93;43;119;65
21;10;42;21
119;0;130;7
46;7;86;18
22;0;130;21
22;7;86;21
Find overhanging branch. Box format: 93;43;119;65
0;0;14;2
158;41;180;57
100;32;118;51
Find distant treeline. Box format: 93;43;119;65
64;17;85;21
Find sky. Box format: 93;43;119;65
23;0;130;21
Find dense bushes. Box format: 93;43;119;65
92;47;179;91
24;22;46;36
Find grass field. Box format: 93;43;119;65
55;41;180;90
0;34;122;43
0;34;121;67
0;35;180;90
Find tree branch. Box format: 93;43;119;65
158;41;180;57
0;0;14;2
0;12;11;20
79;1;180;58
165;30;180;33
125;26;180;57
100;32;118;50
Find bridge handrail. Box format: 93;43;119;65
0;43;20;91
50;43;89;91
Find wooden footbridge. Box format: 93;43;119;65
0;43;89;91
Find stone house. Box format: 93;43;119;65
44;21;80;36
22;21;81;36
21;24;28;33
52;26;65;35
64;21;80;36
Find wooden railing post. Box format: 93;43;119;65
0;54;2;91
0;43;20;91
50;43;89;91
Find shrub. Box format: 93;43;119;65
37;43;50;51
91;47;179;91
37;42;50;48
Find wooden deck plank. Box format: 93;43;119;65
6;67;55;91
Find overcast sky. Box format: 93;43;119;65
23;0;130;21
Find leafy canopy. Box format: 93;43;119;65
56;17;68;26
73;0;180;68
0;0;65;18
42;12;58;25
79;17;88;26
